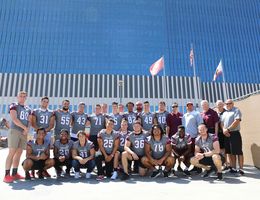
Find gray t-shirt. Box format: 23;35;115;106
221;107;242;131
145;135;170;159
32;108;54;129
182;110;203;138
54;139;74;159
108;113;123;131
171;133;192;150
27;140;49;156
89;113;106;136
54;110;71;135
97;129;119;154
118;130;130;152
71;111;88;134
73;140;94;158
126;132;147;157
155;111;169;132
195;134;218;153
10;103;31;132
141;112;154;132
123;112;137;131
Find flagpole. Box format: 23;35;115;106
191;44;199;108
162;56;167;100
221;59;228;100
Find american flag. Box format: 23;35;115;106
190;47;194;67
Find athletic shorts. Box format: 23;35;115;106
132;156;146;169
218;131;225;149
225;131;243;155
22;159;47;170
199;154;225;166
8;128;27;149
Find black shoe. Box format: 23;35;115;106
38;171;44;179
163;170;169;177
183;169;191;176
25;171;31;180
216;172;223;180
121;172;129;181
177;165;183;172
151;170;161;178
229;168;238;174
238;169;245;175
172;169;176;176
196;168;202;174
222;165;230;171
202;168;214;178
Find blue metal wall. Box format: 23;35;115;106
0;0;259;83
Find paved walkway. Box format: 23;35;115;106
0;148;259;200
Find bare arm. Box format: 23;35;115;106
46;115;55;132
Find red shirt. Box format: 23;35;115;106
166;112;183;138
201;108;219;131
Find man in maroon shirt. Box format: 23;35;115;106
200;100;219;135
166;103;183;138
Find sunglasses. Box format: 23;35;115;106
225;103;232;105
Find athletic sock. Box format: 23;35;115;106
12;168;18;176
5;170;10;176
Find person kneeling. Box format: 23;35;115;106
72;131;95;179
142;125;174;178
22;128;54;180
190;124;224;180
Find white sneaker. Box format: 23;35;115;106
111;171;118;180
74;172;81;179
86;173;91;179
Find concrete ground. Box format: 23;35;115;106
0;148;259;200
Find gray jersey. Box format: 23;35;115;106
221;107;242;131
155;111;169;132
71;112;88;134
98;129;119;154
195;134;218;153
145;135;170;159
108;113;123;131
32;108;54;129
73;140;94;158
118;131;130;152
171;133;192;150
54;139;74;159
126;132;147;157
27;140;49;156
54;110;71;135
123;112;137;131
141;112;154;131
89;113;106;136
9;103;31;132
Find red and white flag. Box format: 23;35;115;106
150;57;164;76
190;48;194;67
213;60;223;81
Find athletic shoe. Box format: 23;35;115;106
3;175;14;183
163;170;169;177
25;172;31;181
30;170;35;178
229;168;238;174
202;168;214;178
238;169;245;175
177;165;183;172
120;172;130;181
111;171;118;180
42;170;51;177
96;175;104;181
151;170;161;178
216;172;223;180
38;171;44;179
12;173;25;180
183;169;191;176
74;172;81;179
85;173;91;179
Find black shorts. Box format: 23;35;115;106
199;154;225;166
218;131;225;149
30;159;47;170
224;131;243;155
132;156;145;169
89;135;98;151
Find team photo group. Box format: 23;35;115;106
2;90;244;183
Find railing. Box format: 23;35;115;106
233;90;260;102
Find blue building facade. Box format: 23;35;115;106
0;0;259;83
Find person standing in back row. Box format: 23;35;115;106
166;102;182;138
4;91;32;183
